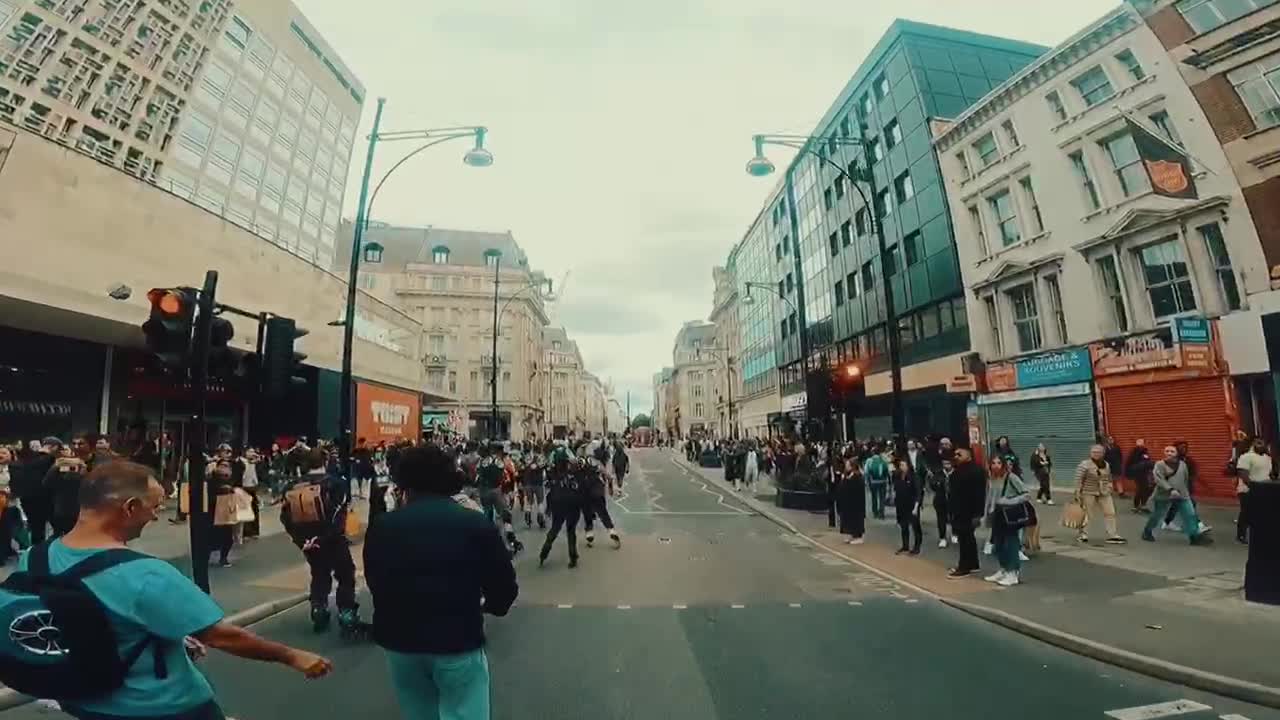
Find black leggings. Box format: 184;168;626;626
541;503;581;560
1035;471;1052;502
898;507;922;550
583;495;615;532
211;525;233;563
933;500;949;540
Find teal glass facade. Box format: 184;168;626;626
761;21;1045;397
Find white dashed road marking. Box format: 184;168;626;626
557;604;573;609
730;604;745;609
1103;700;1213;720
1221;715;1254;720
904;599;919;604
672;604;687;610
847;601;863;607
617;605;632;610
788;603;802;608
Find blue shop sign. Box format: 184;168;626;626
1015;348;1093;389
1174;316;1210;345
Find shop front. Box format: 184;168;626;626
1090;319;1238;500
979;348;1096;484
355;381;421;446
0;326;107;444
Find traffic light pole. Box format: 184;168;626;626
188;270;217;594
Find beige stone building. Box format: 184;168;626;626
708;266;743;439
670;321;718;439
0;0;363;270
338;222;553;441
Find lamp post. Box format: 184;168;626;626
746;132;905;446
483;251;555;442
339;98;492;481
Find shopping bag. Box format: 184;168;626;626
1061;498;1088;530
1022;523;1042;553
233;488;255;523
344;509;362;538
213;493;238;526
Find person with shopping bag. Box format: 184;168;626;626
209;460;240;568
986;455;1033;587
1070;445;1127;545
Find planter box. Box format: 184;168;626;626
775;488;827;511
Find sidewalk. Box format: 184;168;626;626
674;455;1280;706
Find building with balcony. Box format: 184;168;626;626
0;0;363;269
935;4;1268;497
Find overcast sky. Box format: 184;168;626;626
297;0;1118;416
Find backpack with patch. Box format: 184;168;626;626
0;544;166;701
283;482;327;525
866;455;889;483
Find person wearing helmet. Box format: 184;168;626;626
476;443;521;555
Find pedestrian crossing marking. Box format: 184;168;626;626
1104;700;1213;720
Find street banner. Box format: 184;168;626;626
1126;118;1197;200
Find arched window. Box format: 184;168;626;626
432;245;450;264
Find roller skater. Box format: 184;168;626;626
580;442;621;549
477;442;521;554
540;442;582;568
521;443;547;529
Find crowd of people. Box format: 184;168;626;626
672;429;1272;588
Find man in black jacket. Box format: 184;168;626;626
364;444;517;720
12;438;59;544
947;447;987;578
282;449;361;633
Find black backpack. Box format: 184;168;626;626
0;544;166;701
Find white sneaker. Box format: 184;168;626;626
951;536;959;544
998;572;1020;587
1198;522;1212;534
938;538;948;548
984;570;1007;583
1018;551;1030;561
1046;499;1055;506
983;541;994;555
850;537;865;545
1037;498;1044;504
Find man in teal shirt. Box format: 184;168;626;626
17;460;332;719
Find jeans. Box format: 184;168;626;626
869;483;887;519
385;647;490;720
1145;497;1201;540
995;531;1022;573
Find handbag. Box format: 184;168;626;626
998;477;1034;529
1061;496;1089;530
213;492;238;526
233;488;255;523
344;509;362;538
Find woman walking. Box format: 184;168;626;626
986;455;1031;587
1030;443;1053;505
892;458;923;555
835;447;866;545
1073;444;1127;545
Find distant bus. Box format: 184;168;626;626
631;427;654;447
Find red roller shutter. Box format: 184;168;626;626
1101;377;1235;500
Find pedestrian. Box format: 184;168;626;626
986;455;1032;587
946;447;986;579
1029;443;1053;505
1071;444;1126;545
0;447;23;562
476;443;521;554
1143;445;1213;545
208;460;238;567
992;436;1020;477
1234;437;1272;545
835;447;865;545
520;447;547;530
931;457;953;549
743;440;760;492
892;458;923;555
362;445;517;720
611;438;629;490
282;449;365;632
1102;435;1125;498
1125;439;1154;514
352;437;375;500
864;445;890;520
1163;441;1201;532
1;460;331;719
12;438;58;545
539;443;583;568
46;446;87;538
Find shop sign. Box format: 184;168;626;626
1015;348;1092;389
356;382;421;444
0;400;72;417
1174;316;1211;345
782;391;807;412
1090;328;1180;375
977;381;1091;406
985;363;1017;393
946;374;979;393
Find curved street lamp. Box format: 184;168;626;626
338;98;493;481
745;131;906;444
484;249;555;441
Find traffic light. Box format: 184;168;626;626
262;316;309;397
142;288;196;368
207;314;236;379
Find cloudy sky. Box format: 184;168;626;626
297;0;1117;416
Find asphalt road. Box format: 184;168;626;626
12;449;1280;720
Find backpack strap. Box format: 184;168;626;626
58;548;149;582
27;542;52;577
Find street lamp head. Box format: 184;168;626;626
463;127;494;167
746;135;775;177
362;241;384;264
741;288;756;306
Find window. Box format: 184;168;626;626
448;371;457;393
870;138;884;162
1227;53;1280;130
834;175;845;200
846;272;859;299
834;280;845;306
485;253;499;268
775;243;782;261
823;186;834;211
428;334;446;354
885;120;902;149
1008;285;1043;352
785;273;794;293
840;220;852;247
780;319;789;339
261;163;285;211
430;275;447;291
782;235;791;253
855;208;868;236
862;262;875;292
198;59;233;103
903;231;922;266
988;190;1021;247
1115;49;1146;82
974;132;999;167
1149;111;1183;147
1177;0;1273;33
875;187;892;218
1046;91;1068;123
894;172;915;203
1103;133;1151;198
789;313;798;335
828;232;839;257
874;74;890;100
433;246;449;264
1069;150;1102;210
1071;66;1115;107
884;245;900;276
1138;238;1197;319
207;134;240;185
1001;119;1021;149
1199;222;1242;311
984;295;1003;356
956;150;972;180
235;148;264;198
694;403;705;418
1045;275;1068;343
840;116;852;137
224;15;251;50
778;279;786;298
859;93;873;118
968;205;989;256
1019;177;1043;234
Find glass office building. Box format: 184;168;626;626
756;20;1045;438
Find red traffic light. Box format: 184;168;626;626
147;288;188;316
844;364;861;378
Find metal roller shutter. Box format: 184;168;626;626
983;394;1096;485
1101;378;1235;500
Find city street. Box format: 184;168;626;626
10;449;1278;720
